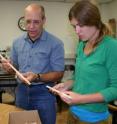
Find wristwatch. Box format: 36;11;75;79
37;74;41;80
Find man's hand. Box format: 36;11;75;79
1;59;15;74
21;72;37;83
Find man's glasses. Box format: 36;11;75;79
25;20;42;25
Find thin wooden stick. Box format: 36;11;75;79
46;85;72;99
108;104;117;111
0;54;31;85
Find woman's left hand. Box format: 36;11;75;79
59;91;82;105
59;91;104;105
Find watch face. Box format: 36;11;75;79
18;16;26;31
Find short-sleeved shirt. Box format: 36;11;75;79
10;30;64;84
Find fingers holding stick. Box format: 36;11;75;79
46;85;72;99
0;54;31;85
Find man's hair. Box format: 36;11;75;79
25;4;45;20
39;5;45;20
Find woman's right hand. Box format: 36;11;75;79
49;83;67;96
53;80;73;91
53;83;67;92
50;80;73;95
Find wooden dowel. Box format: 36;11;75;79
0;54;31;85
46;85;72;99
108;104;117;111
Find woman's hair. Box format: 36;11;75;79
69;0;112;47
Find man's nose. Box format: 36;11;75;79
30;22;35;28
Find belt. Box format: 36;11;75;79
31;82;45;85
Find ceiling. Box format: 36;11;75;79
4;0;114;4
41;0;113;3
97;0;114;4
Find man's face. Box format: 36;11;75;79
25;9;45;40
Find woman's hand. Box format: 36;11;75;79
59;91;104;105
47;83;65;96
59;91;82;105
53;83;67;92
53;80;73;91
49;80;73;96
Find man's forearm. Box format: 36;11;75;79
36;71;64;83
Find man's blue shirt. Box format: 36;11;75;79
10;30;64;83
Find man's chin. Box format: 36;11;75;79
29;34;37;38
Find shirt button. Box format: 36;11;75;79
27;65;31;67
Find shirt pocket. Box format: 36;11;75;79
33;50;50;68
17;50;28;66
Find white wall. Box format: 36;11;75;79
100;0;117;36
0;0;117;58
0;1;78;58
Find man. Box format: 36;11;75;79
1;4;64;124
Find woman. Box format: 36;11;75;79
53;0;117;124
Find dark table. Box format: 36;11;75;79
0;74;17;103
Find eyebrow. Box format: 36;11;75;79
71;24;76;28
71;23;79;28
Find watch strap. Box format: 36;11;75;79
37;74;41;80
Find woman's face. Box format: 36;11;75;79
70;18;99;41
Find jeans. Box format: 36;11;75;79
15;83;56;124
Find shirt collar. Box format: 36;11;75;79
24;30;47;43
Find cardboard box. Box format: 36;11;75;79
9;110;41;124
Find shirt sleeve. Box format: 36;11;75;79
99;39;117;102
50;41;65;71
